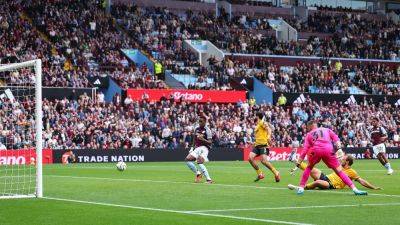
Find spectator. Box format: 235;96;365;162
277;94;287;106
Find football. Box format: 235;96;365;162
116;161;127;171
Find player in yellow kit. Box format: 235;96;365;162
248;112;280;182
288;154;381;190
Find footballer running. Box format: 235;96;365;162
248;112;280;182
184;116;213;184
369;116;394;175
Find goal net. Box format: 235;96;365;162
0;59;42;199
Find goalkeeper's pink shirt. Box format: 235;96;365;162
299;127;339;160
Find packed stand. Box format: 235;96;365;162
0;93;389;150
111;5;278;63
21;0;167;89
111;5;202;74
289;12;400;60
1;89;399;150
111;4;271;89
225;58;400;95
111;4;399;60
110;66;167;90
25;0;134;69
312;5;367;13
0;1;90;87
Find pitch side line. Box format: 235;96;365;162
47;175;400;198
186;202;400;213
48;165;389;172
47;175;289;190
43;197;313;225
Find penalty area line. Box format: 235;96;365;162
42;196;313;225
47;175;400;199
186;202;400;213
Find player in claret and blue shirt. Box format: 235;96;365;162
184;116;213;184
369;116;394;175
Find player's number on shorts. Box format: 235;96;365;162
311;130;324;142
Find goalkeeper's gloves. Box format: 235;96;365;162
290;166;298;175
336;149;345;160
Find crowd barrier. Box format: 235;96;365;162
273;92;400;105
243;147;400;161
1;147;398;165
126;89;247;103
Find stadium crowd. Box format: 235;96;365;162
0;1;91;87
109;67;167;89
196;58;400;95
2;1;399;92
257;61;400;95
0;0;170;89
289;12;400;60
1;91;399;150
1;0;400;151
111;4;399;60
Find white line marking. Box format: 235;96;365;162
46;165;389;172
186;202;400;213
43;197;312;225
46;175;290;190
46;175;400;198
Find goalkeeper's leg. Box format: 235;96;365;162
291;161;322;181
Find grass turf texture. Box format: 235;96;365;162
1;160;400;225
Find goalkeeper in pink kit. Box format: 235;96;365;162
294;121;368;195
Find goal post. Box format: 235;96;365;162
0;59;43;199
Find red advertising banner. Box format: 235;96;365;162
0;149;53;165
243;147;302;161
127;89;247;103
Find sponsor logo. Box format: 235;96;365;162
172;91;203;101
127;89;246;103
268;150;294;161
395;99;400;106
0;149;53;165
349;153;399;160
345;95;357;105
294;94;306;104
94;79;101;85
0;156;26;165
76;155;145;163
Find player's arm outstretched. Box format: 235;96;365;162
296;134;311;166
328;128;343;152
355;177;381;190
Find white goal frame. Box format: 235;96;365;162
0;59;43;198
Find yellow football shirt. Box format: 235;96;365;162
327;168;360;189
254;121;270;147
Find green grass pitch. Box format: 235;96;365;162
1;160;400;225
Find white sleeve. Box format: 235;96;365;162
205;127;212;140
366;127;372;139
380;127;387;136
